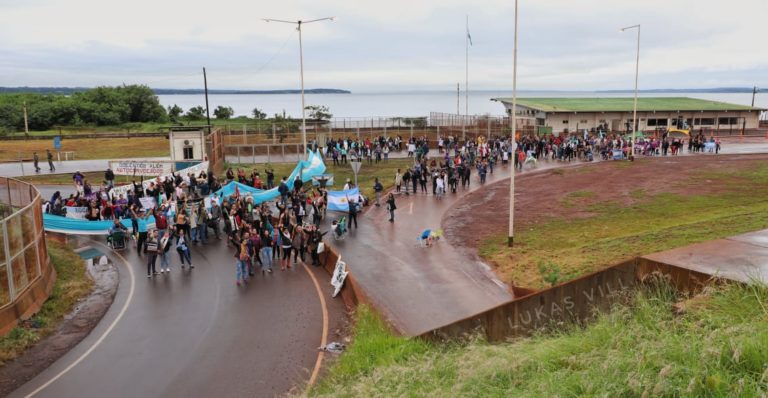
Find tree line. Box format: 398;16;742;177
0;84;334;133
0;85;167;132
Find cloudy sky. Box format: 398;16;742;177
1;0;766;92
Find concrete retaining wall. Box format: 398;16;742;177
421;259;714;343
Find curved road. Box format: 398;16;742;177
11;236;345;398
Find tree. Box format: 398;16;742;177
252;107;267;120
213;105;234;120
167;104;183;122
305;105;332;121
186;106;206;121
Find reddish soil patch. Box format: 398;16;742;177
443;153;768;269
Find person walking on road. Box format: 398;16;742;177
395;169;402;193
33;152;41;173
146;230;159;277
46;149;55;172
234;232;250;285
260;229;273;274
386;193;396;222
348;197;358;229
176;231;193;269
158;228;173;274
373;178;383;206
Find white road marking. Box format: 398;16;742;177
26;241;136;397
409;202;414;215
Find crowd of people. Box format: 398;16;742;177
41;129;720;283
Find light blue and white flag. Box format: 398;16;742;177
327;188;360;212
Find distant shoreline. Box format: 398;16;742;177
0;87;761;96
0;87;352;95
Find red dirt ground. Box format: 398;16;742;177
443;153;768;283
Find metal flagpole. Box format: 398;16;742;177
508;0;518;248
466;14;469;126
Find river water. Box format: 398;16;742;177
157;91;768;120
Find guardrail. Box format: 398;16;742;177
0;177;55;336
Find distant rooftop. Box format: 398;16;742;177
492;97;764;113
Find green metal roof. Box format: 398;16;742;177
492;97;763;113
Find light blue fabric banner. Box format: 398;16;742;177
43;214;156;235
43;151;326;235
327;188;361;212
214;150;327;203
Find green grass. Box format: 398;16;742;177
232;158;417;199
0;240;93;364
18;172;134;186
2;117;270;137
0;136;168;161
482;163;768;289
312;305;432;396
311;283;768;397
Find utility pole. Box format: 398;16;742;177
508;0;519;247
203;67;211;133
264;17;335;160
23;101;29;139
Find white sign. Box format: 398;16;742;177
64;206;88;219
109;160;173;176
110;161;209;199
330;259;348;298
139;197;157;210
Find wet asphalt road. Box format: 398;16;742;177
10;236;344;398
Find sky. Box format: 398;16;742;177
0;0;766;92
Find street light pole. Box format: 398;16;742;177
508;0;518;248
752;86;759;107
620;24;640;161
263;17;335;160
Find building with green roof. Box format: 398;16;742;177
491;97;766;135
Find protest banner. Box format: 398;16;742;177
139;197;157;210
109;160;174;176
331;259;348;298
110;161;209;199
64;206;88;220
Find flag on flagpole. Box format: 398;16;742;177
467;28;473;46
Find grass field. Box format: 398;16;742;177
0;137;169;162
0;240;93;365
17;172;134;186
2;117;266;137
312;283;768;397
481;164;768;289
231;158;416;199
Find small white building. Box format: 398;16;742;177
492;97;766;135
169;128;207;162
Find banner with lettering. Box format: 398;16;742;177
109;160;174;176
